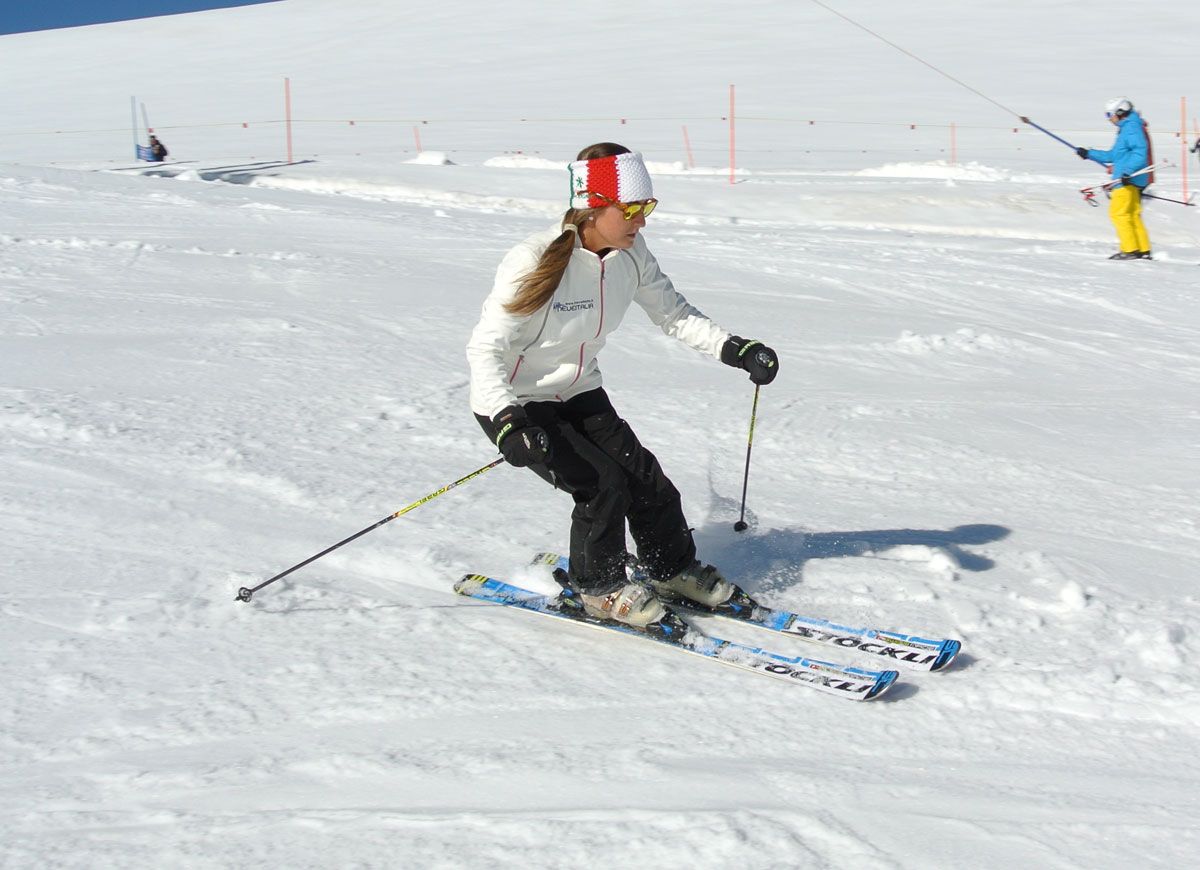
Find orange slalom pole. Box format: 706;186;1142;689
284;77;293;163
729;84;736;185
1182;97;1189;200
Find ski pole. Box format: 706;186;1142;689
1081;163;1158;191
733;385;761;533
236;457;505;602
1084;190;1194;208
1141;191;1195;206
1079;163;1159;205
1020;116;1110;168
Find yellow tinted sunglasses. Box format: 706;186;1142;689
589;192;658;220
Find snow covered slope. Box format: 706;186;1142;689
2;2;1199;867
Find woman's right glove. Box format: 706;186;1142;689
721;336;779;385
492;405;551;467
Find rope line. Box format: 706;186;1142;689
808;0;1020;118
4;117;1113;138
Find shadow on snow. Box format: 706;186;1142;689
697;522;1011;594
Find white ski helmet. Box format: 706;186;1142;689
1104;97;1133;117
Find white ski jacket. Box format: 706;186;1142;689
468;224;731;418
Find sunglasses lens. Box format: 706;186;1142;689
591;193;657;220
621;200;657;220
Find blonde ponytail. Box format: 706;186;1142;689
503;211;590;316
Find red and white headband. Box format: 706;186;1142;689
568;151;654;209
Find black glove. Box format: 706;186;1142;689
1076;146;1089;159
1120;174;1132;185
492;405;551;467
721;336;779;385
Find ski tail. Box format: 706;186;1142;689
930;639;961;672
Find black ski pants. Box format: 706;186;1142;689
476;388;695;594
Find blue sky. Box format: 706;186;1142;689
0;1;280;36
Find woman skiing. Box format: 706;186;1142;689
467;142;778;628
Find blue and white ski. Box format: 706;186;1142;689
531;552;961;672
455;573;898;701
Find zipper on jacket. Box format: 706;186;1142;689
593;260;607;341
560;260;606;397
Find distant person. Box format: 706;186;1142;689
1075;98;1152;260
466;142;779;628
148;135;168;162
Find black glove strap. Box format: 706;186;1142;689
721;335;759;367
492;405;527;447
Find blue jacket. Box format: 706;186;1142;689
1086;110;1150;189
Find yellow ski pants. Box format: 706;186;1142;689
1109;185;1151;253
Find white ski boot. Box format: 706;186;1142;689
650;561;734;608
578;582;666;627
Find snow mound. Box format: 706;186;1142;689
483;154;563;170
856;161;1011;181
481;155;708;176
406;151;455;165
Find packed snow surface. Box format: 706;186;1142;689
2;1;1199;868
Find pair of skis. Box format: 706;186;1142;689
454;552;962;702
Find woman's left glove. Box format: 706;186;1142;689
721;336;779;385
492;405;552;467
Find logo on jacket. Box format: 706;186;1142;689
552;299;595;313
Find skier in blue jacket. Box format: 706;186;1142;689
1076;98;1152;260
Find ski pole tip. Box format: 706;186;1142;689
235;587;253;603
734;520;749;532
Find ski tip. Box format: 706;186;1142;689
865;669;901;700
929;639;963;672
453;573;489;595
